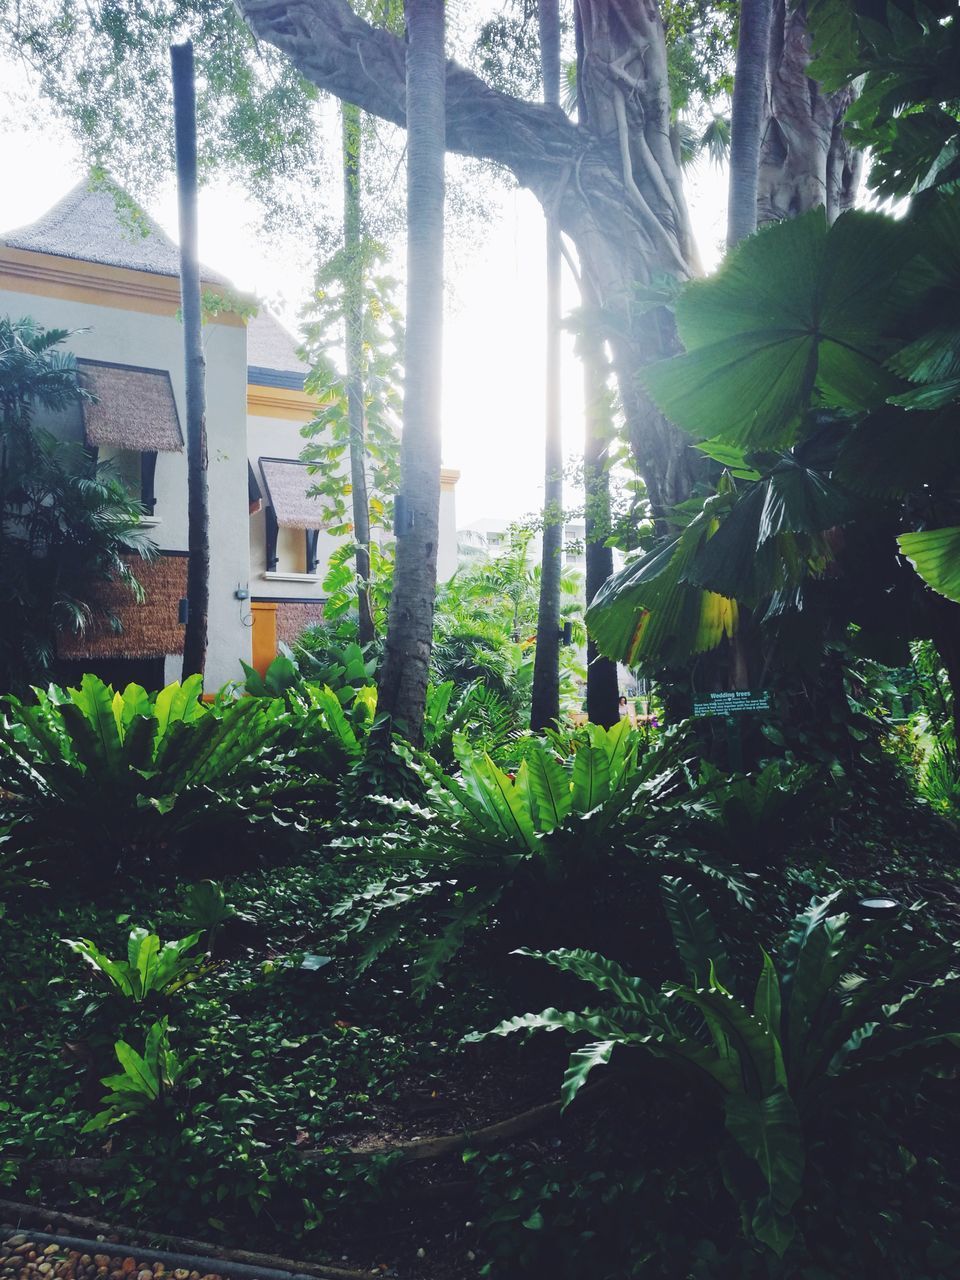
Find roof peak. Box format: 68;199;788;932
2;175;230;286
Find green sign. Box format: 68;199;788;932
693;690;771;718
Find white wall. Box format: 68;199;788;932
4;287;252;688
246;412;333;601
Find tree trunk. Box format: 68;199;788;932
342;102;375;646
236;0;703;519
758;0;862;225
531;0;563;731
570;0;702;518
171;41;209;682
580;277;621;728
376;0;445;744
727;0;773;246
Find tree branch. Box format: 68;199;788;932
237;0;580;190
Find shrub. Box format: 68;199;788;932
0;673;352;883
333;722;750;997
469;881;960;1260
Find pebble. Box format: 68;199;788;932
1;1239;224;1280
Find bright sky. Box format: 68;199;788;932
0;74;728;528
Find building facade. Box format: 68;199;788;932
0;179;459;689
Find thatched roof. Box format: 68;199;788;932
247;309;309;390
259;457;325;530
79;360;183;452
2;178;229;283
57;553;187;660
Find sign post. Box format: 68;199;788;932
692;690;771;774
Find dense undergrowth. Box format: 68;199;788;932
1;658;958;1279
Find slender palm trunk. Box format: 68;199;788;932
580;277;620;728
171;41;209;681
728;0;773;246
376;0;445;744
342;103;375;646
531;0;563;731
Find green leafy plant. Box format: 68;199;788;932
334;723;748;997
63;927;207;1002
0;673;351;880
919;744;960;819
469;881;960;1258
0;316;155;694
586;193;960;750
83;1017;184;1131
179;880;257;950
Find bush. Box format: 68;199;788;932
469;881;960;1264
0;673;353;885
333;722;750;997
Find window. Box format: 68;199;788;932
257;457;324;576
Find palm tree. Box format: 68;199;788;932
171;40;209;680
530;0;563;732
376;0;445;744
578;278;621;727
727;0;772;246
341;100;376;645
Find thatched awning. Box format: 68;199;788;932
79;360;184;452
259;457;324;530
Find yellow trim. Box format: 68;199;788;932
0;247;249;325
247;383;320;421
441;467;461;491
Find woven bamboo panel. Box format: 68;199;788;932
57;553;187;659
276;601;325;647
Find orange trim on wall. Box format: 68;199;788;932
0;247;249;324
246;383;322;421
251;600;278;676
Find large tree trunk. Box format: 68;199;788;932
236;0;703;519
758;0;862;225
376;0;445;744
531;0;563;731
728;0;773;246
171;41;209;681
342;102;375;646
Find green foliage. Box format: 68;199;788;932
179;879;255;947
434;527;585;716
586;193;960;709
807;0;960;200
83;1018;184;1132
299;239;402;631
469;883;960;1259
919;744;960;818
0;673;348;881
898;527;960;605
334;724;748;997
0;316;154;693
63;927;207;1002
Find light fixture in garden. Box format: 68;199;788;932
856;897;900;920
